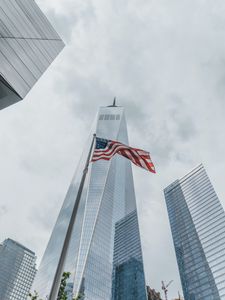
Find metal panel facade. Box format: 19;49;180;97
0;0;64;109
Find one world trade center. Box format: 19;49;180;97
33;103;147;300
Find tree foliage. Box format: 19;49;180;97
28;291;43;300
29;271;83;300
58;272;84;300
57;272;71;300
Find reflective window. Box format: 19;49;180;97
33;107;147;300
165;164;224;299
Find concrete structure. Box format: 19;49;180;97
0;238;37;300
0;0;64;110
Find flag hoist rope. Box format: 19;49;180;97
48;134;96;300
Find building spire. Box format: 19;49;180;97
108;97;117;107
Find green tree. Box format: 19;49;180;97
29;271;84;300
73;293;84;300
57;272;71;300
28;291;43;300
58;272;84;300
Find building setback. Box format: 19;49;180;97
32;104;147;300
164;164;225;300
0;0;64;110
0;238;37;300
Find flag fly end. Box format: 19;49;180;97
91;137;156;174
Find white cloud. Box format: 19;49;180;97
1;0;225;297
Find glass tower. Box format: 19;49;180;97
164;164;225;300
112;210;147;300
33;105;147;300
0;0;64;110
0;238;37;300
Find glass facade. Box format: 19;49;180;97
0;0;64;109
164;164;225;300
112;211;147;300
0;238;37;300
33;105;147;300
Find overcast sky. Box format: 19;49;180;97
1;0;225;298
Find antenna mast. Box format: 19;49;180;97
107;97;117;107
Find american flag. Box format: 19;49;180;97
91;137;156;173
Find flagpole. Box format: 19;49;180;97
48;133;96;300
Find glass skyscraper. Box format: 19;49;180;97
0;0;64;110
0;238;37;300
164;164;225;300
112;210;147;300
33;104;147;299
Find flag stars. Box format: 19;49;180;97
96;138;108;149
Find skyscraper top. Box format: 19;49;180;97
2;238;35;255
107;97;118;107
164;163;204;193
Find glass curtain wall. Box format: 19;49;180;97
33;105;147;300
164;164;225;300
0;239;37;300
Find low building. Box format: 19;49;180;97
146;286;162;300
0;238;37;300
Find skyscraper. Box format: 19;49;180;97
33;104;147;300
0;238;37;300
112;211;147;300
0;0;64;110
164;164;225;300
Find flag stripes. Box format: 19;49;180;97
91;137;156;173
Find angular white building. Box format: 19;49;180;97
0;238;37;300
0;0;64;110
33;104;147;300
